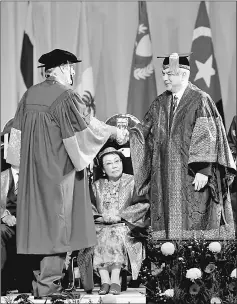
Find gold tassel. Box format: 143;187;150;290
169;53;180;74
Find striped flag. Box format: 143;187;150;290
20;1;34;90
75;2;95;117
189;1;225;126
127;1;157;121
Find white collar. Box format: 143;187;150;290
173;83;188;102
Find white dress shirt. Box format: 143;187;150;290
172;83;188;111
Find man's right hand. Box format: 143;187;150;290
2;215;16;226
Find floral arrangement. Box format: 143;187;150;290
3;228;236;304
138;228;237;304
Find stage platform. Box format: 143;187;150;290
1;287;146;303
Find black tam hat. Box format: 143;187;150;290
38;49;81;70
157;52;192;73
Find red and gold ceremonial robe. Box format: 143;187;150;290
6;76;112;254
130;82;236;240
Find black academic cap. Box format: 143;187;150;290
157;52;192;71
37;49;81;70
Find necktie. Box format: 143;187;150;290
169;95;178;134
172;95;178;113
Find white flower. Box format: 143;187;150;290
210;297;222;304
186;268;202;282
164;289;174;297
160;242;175;256
208;242;222;253
230;268;237;278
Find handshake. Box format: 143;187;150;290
110;126;129;145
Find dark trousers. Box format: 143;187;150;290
1;224;33;294
77;247;94;292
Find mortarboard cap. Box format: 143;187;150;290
37;49;81;70
157;52;192;73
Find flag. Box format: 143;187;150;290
75;2;95;116
189;1;225;126
20;1;34;90
127;1;157;121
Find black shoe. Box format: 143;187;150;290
64;282;75;292
86;289;93;294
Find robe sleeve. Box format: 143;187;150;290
90;182;101;217
227;115;237;161
188;94;236;178
129;100;156;196
52;90;113;171
6;93;27;167
120;188;150;223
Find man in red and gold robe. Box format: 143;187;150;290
130;53;236;240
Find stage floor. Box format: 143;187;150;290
1;287;146;303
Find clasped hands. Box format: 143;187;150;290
111;126;129;145
192;173;208;191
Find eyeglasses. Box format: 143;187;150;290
103;159;121;167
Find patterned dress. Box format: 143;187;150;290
91;173;150;279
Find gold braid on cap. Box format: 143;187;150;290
163;64;190;71
163;53;190;72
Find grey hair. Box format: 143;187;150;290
44;62;71;78
45;67;57;78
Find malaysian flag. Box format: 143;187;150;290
127;1;157;121
189;1;225;126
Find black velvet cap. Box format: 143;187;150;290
37;49;81;70
157;52;192;71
